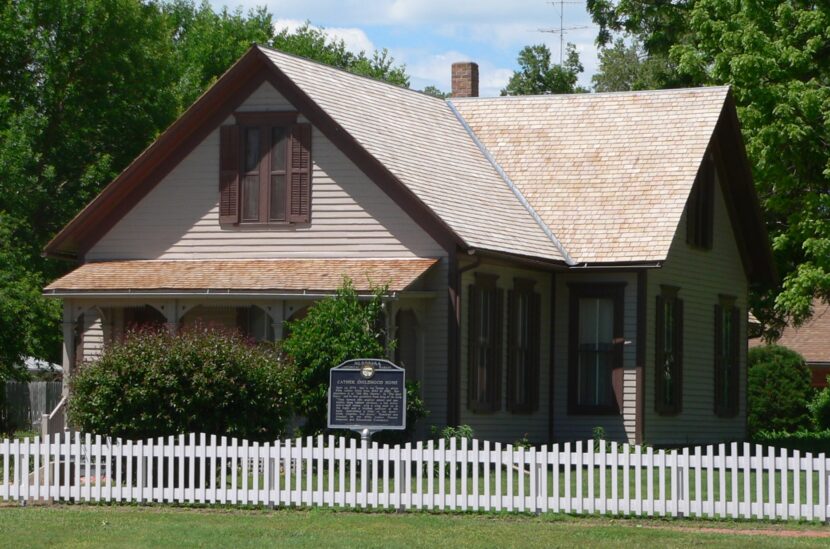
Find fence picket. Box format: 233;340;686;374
574;441;581;515
493;441;501;512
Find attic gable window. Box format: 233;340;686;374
687;153;715;249
219;112;311;225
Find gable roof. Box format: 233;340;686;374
452;88;723;264
44;46;773;281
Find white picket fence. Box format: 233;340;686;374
2;433;829;521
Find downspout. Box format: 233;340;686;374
448;249;481;426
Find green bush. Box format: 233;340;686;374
68;326;296;441
747;345;813;435
431;424;474;443
752;429;830;455
808;384;830;430
282;278;390;434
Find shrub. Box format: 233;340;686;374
752;429;830;455
747;345;813;435
808;384;830;430
431;424;474;443
282;278;392;434
68;326;296;441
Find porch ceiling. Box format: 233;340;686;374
44;258;439;295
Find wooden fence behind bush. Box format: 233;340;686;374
1;433;829;521
3;382;62;431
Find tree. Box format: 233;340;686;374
587;0;698;89
670;1;830;331
592;38;673;92
422;85;449;99
0;1;411;373
272;22;409;87
501;43;586;96
281;279;390;434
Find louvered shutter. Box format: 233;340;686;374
528;290;541;412
219;125;240;224
288;123;312;223
467;284;480;410
713;304;723;415
489;288;504;411
674;298;684;414
729;306;740;415
654;295;666;412
506;290;517;411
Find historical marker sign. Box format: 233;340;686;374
328;358;406;432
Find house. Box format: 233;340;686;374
42;46;775;446
750;299;830;388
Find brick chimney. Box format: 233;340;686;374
451;62;479;98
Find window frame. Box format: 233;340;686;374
714;294;740;418
655;285;684;416
234;111;299;226
467;272;503;414
567;282;626;415
506;278;541;414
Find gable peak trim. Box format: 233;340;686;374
446;99;575;266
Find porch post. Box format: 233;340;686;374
161;300;179;334
266;300;285;342
61;301;75;398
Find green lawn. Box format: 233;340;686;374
0;505;828;548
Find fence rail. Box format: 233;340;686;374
1;433;828;521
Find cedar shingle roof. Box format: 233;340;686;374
260;47;567;262
750;299;830;364
44;259;437;293
451;88;730;263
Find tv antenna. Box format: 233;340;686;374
539;1;590;64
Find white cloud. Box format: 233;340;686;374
273;18;375;54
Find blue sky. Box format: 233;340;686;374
208;0;600;97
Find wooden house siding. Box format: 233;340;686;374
645;171;748;444
553;271;639;443
81;311;105;362
459;261;552;443
86;83;444;261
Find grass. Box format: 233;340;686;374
0;505;827;548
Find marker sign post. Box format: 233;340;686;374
328;359;406;441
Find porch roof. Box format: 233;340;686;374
43;258;439;295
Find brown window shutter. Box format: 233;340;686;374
489;288;504;411
654;295;665;412
467;284;480;410
219;125;240;224
288;123;312;223
713;304;723;415
674;298;684;414
528;290;541;412
730;306;740;415
506;290;517;411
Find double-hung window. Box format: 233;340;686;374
568;283;625;414
219;112;311;225
714;295;740;417
655;286;683;415
468;273;503;413
507;278;541;413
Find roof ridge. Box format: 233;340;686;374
446;99;576;266
452;85;731;101
256;44;447;102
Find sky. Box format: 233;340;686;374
207;0;600;97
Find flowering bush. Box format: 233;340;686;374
68;326;296;441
